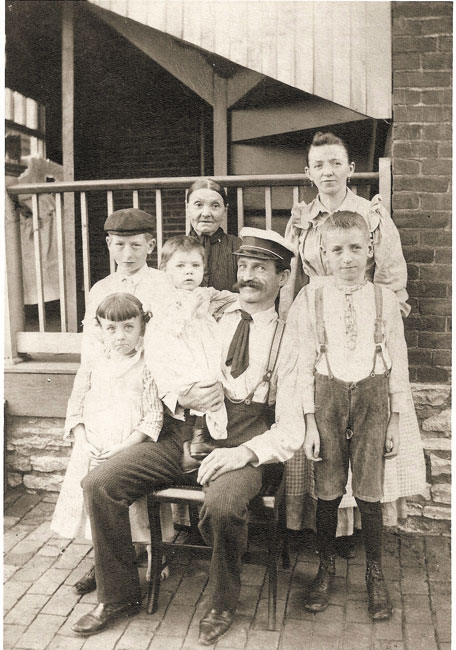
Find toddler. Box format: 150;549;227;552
145;235;237;467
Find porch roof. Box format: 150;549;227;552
88;0;392;119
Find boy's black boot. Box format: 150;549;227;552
366;560;392;620
304;553;336;612
189;417;216;460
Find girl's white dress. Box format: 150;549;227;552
51;348;155;541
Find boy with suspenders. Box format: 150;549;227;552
292;211;412;621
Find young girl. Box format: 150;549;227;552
144;235;237;466
51;293;167;593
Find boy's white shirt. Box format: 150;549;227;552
81;264;171;362
290;279;410;415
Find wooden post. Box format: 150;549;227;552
213;77;228;174
4;192;25;364
213;74;228;230
62;2;78;331
379;157;392;216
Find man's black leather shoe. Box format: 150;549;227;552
71;601;141;636
73;565;96;595
198;608;234;645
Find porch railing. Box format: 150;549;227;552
5;160;391;362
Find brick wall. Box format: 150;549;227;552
392;1;452;385
391;1;452;535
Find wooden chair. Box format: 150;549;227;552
146;470;289;630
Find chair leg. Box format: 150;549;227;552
189;502;200;528
146;498;163;614
279;501;290;570
267;520;279;631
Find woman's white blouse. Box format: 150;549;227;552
280;189;410;319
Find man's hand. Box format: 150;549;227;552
178;381;224;413
303;414;322;462
197;446;257;485
384;413;400;458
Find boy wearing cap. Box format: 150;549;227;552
82;208;170;359
72;228;305;644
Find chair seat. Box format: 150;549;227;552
151;486;206;504
150;485;277;510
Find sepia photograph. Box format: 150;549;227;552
4;1;451;648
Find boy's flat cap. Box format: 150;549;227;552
104;208;155;233
233;227;297;265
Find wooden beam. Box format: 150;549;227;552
4;192;25;364
226;69;264;108
213;75;228;176
379;158;392;217
213;75;228;229
62;2;78;331
5;372;77;417
89;4;214;105
16;331;82;355
231;97;368;142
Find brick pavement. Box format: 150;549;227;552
4;487;451;650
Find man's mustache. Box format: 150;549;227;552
234;280;264;291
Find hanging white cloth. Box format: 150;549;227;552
16;157;63;304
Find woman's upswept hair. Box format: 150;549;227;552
96;293;149;323
320;211;370;244
306;131;350;166
187;178;229;206
159;235;205;270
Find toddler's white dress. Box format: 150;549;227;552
145;287;236;439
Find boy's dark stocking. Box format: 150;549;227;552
355;498;392;620
304;496;342;612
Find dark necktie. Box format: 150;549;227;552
225;310;253;378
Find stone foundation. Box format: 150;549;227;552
5;382;451;535
399;383;451;535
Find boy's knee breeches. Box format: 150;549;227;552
314;372;389;502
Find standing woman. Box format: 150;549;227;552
187;178;241;291
281;131;425;543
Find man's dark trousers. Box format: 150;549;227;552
82;401;273;612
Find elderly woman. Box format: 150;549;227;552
187;178;241;291
281;131;425;550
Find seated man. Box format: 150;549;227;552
72;228;305;645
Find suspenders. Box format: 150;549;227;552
228;318;286;407
214;301;286;406
314;284;389;379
